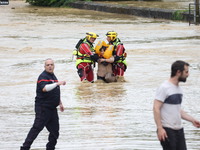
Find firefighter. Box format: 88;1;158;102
73;32;99;83
106;31;127;82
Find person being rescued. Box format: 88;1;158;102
106;31;127;82
73;32;99;83
95;41;117;83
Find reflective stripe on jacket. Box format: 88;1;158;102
109;38;127;66
76;39;95;66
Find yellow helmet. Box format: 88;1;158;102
86;32;99;40
106;31;118;41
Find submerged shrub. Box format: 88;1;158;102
172;10;188;20
26;0;84;6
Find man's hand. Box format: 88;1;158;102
114;55;120;62
157;127;168;141
98;58;106;63
90;54;99;62
181;109;200;128
59;102;64;112
192;120;200;128
57;81;66;86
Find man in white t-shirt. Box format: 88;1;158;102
153;60;200;150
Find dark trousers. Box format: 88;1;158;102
160;127;187;150
20;104;59;150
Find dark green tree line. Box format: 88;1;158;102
26;0;130;6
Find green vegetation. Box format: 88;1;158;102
172;10;188;20
26;0;142;6
26;0;77;6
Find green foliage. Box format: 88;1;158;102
26;0;160;7
26;0;79;6
26;0;49;6
62;0;76;6
172;10;188;20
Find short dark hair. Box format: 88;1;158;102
171;60;189;77
100;46;107;52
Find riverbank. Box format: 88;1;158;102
68;1;191;22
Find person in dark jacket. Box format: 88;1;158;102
20;58;66;150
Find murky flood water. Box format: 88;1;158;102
1;1;200;150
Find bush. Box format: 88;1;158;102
26;0;141;6
26;0;77;6
172;10;188;20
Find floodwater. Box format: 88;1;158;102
1;1;200;150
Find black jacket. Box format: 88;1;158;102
35;71;60;109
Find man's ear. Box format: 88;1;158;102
176;70;181;75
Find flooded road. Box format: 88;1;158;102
1;1;200;149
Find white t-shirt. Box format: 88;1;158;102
155;80;183;129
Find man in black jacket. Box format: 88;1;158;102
20;58;66;150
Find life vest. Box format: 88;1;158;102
103;45;114;59
109;38;127;66
116;53;127;66
73;38;95;66
95;40;107;56
110;38;122;49
95;40;114;59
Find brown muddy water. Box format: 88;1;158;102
1;1;200;150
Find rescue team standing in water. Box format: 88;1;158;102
73;31;127;83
